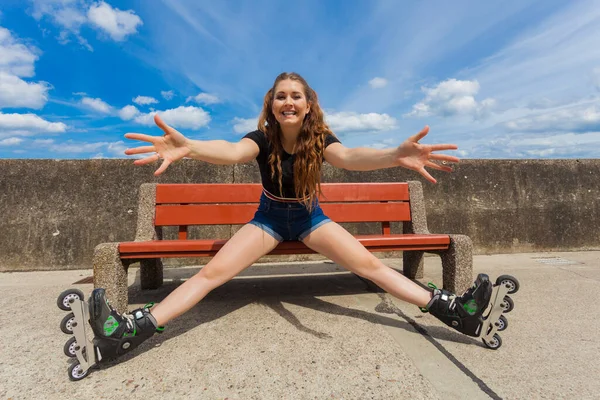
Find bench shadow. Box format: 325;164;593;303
91;264;482;371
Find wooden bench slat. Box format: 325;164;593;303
156;184;262;203
319;183;409;202
155;204;257;225
322;203;410;222
119;234;450;259
155;202;411;225
155;183;410;204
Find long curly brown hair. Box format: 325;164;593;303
257;72;338;211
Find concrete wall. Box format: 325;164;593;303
0;159;598;272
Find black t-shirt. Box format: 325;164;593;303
242;129;341;198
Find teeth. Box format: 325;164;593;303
283;111;296;115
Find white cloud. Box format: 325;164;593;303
369;77;388;89
504;104;600;133
49;140;108;153
73;96;211;130
161;90;175;100
87;2;143;41
406;79;496;118
30;0;142;47
133;106;211;130
0;27;40;78
106;140;128;156
90;140;129;158
33;138;55;145
0;27;51;110
186;92;220;105
133;95;158;105
54;5;87;31
30;0;91;50
32;137;127;156
232;117;257;134
465;131;600;159
325;111;397;133
0;137;23;146
0;112;67;135
0;71;50;109
511;131;600;147
81;97;112;113
119;105;139;120
365;138;396;149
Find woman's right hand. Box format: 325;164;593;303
124;114;190;176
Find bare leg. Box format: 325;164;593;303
301;222;432;308
150;224;280;326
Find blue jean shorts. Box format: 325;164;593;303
248;193;332;242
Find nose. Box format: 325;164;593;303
284;96;293;105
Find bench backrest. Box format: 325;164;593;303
154;183;412;238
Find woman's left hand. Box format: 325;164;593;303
395;125;460;183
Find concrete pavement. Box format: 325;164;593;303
1;251;598;399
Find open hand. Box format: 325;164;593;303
124;115;190;176
395;126;460;183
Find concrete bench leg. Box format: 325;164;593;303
93;243;129;313
403;251;424;279
140;259;163;290
437;235;473;294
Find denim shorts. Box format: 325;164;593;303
248;193;332;242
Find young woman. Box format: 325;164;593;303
88;72;493;358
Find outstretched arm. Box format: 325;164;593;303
124;115;259;176
324;126;459;183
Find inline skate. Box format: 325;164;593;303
57;288;162;381
423;273;520;349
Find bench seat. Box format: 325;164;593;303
119;234;451;258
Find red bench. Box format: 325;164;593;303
93;182;473;312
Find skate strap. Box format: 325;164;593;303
419;282;439;313
144;302;164;333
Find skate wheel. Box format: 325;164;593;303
57;289;85;311
483;333;502;350
60;312;76;334
500;296;514;313
68;361;89;381
496;315;508;332
496;275;519;294
63;336;85;358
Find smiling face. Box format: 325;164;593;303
271;79;311;129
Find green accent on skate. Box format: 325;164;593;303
103;316;119;336
156;326;165;333
463;299;478;315
145;302;155;308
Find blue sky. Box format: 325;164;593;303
1;0;599;159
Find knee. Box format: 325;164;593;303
354;257;385;280
194;265;231;288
